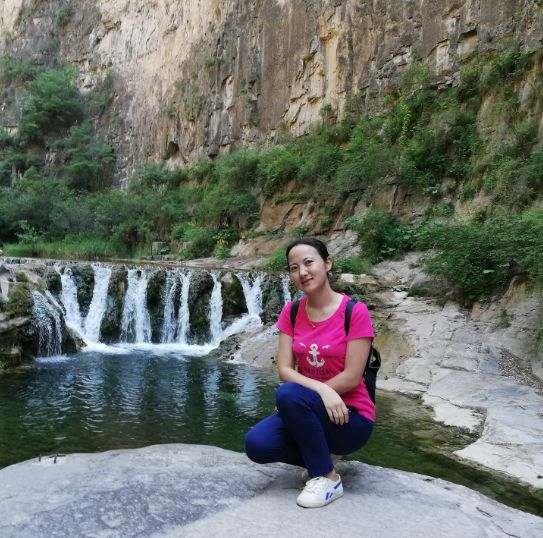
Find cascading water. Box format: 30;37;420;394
209;272;223;345
161;271;179;343
176;270;192;345
281;274;291;305
222;272;265;338
84;265;112;342
120;269;152;343
31;262;273;355
57;266;83;335
32;291;62;356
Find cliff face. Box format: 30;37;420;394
2;0;543;183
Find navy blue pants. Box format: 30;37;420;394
245;382;374;478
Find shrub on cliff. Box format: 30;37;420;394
17;67;83;145
417;209;543;303
346;209;416;263
257;146;299;197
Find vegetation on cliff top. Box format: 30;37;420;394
1;44;543;304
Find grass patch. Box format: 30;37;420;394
4;236;121;260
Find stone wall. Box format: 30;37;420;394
2;0;543;183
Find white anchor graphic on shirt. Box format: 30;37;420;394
305;343;325;367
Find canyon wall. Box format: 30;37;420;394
2;0;543;183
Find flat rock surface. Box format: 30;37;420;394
0;444;542;538
372;256;543;489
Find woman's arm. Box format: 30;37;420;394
277;332;350;425
325;337;372;395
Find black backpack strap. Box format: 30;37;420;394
290;299;301;330
344;298;356;335
345;298;380;404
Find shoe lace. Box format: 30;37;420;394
303;476;332;494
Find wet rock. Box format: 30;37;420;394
70;264;95;319
188;271;214;344
221;272;247;320
146;270;167;342
100;267;127;343
260;274;285;324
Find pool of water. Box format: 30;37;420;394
0;350;541;516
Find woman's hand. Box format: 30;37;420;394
319;384;349;425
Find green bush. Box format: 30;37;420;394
213;149;260;189
262;248;287;271
257;146;299;197
334;117;396;196
0;56;41;84
53;121;115;191
333;257;373;275
180;226;217;258
17;67;83;144
347;209;415;263
417;209;543;303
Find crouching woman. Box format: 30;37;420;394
245;237;375;508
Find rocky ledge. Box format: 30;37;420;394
0;444;541;538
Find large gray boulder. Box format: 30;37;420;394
0;444;541;538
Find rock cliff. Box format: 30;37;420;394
2;0;543;183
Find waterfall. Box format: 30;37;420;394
84;265;112;342
161;271;178;343
57;266;83;334
281;274;292;305
32;291;62;356
28;261;280;354
176;270;192;345
209;272;223;345
222;272;264;338
120;269;152;343
238;272;264;317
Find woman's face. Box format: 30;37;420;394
287;244;332;294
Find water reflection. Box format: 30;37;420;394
0;352;542;516
0;351;277;468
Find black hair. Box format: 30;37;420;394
285;237;330;263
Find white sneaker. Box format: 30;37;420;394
301;455;341;482
296;475;343;508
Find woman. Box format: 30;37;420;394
245;237;375;508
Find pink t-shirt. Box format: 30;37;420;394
276;294;375;421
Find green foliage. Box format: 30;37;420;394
15;220;43;244
480;47;534;91
180;226;217;258
346;209;416;263
417;209;543;303
0;57;41;86
58;4;73;26
262;248;287;271
333;257;373;275
53;122;115;191
295;125;343;188
4;235;119;260
84;71;115;116
214;244;231;259
335;117;396;196
203;55;224;68
257;146;299;197
17;67;83;144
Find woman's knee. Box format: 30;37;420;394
275;382;303;411
276;382;317;414
245;427;270;464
